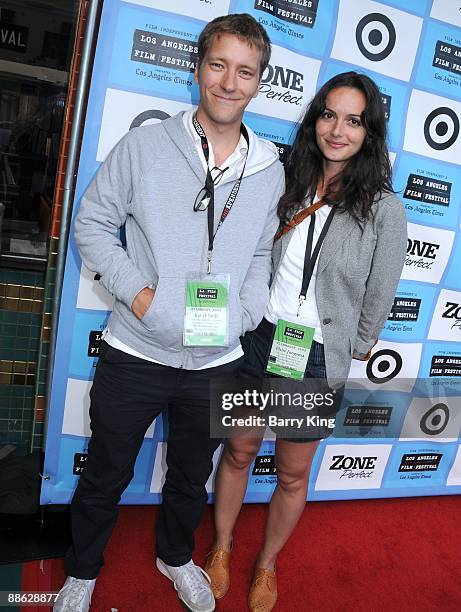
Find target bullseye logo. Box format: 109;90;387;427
366;349;402;384
423;107;459;151
355;13;396;62
130;109;171;130
420;403;449;436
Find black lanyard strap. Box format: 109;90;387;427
193;114;249;273
297;206;336;315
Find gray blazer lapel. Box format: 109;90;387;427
273;208;354;278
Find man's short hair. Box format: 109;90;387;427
197;13;271;77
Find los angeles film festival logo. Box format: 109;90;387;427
388;297;421;323
430;355;461;377
254;0;319;28
398;452;442;475
432;39;461;86
131;29;198;74
404;173;451;217
385;294;421;335
87;330;103;358
343;405;393;427
252;454;277;476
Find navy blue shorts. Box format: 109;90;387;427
240;318;343;442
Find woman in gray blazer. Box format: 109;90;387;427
206;72;407;611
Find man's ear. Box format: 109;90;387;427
194;63;200;84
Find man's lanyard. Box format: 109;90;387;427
297;207;336;316
193;114;249;273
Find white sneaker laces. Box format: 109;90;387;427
60;578;93;612
175;564;211;598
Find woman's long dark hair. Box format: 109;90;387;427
278;71;393;224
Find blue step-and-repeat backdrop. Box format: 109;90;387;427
42;0;461;504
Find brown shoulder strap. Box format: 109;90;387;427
274;199;325;241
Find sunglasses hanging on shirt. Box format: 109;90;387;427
192;113;250;274
193;166;228;212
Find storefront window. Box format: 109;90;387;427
0;0;79;265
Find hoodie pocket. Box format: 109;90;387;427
140;276;185;347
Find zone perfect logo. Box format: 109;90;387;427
254;0;319;28
331;0;422;81
400;397;461;440
247;44;320;122
428;289;461;342
402;223;454;285
315;444;392;490
404;90;461;165
96;89;191;162
121;0;232;22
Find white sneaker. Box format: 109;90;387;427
156;558;215;612
53;576;96;612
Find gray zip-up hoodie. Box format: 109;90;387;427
74;112;285;368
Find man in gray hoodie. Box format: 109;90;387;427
54;13;284;612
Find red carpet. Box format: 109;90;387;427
30;495;461;611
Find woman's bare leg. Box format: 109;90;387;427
256;438;320;570
213;433;264;549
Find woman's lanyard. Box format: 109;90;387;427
297;207;336;316
193;114;249;273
